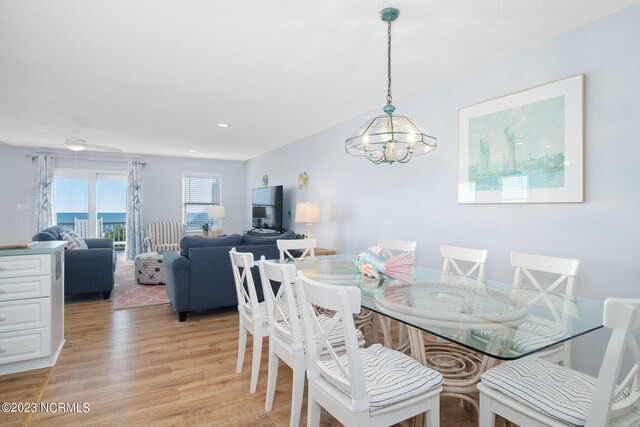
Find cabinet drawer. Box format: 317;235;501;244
0;255;51;279
0;299;50;333
0;276;51;301
0;327;51;364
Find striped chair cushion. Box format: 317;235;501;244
322;344;443;413
481;357;612;426
244;301;269;327
273;313;366;349
471;321;566;354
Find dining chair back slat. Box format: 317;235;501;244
259;258;300;348
441;244;489;281
230;249;259;317
277;238;317;261
510;251;580;368
378;238;417;258
297;272;365;402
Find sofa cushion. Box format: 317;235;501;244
242;230;296;246
32;225;68;242
180;234;243;257
60;230;88;250
33;230;58;241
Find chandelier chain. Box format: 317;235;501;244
386;20;392;105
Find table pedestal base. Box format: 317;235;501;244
407;327;497;415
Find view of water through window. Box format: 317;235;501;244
54;177;127;250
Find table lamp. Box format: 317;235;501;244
208;205;226;237
295;202;320;239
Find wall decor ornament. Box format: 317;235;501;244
261;174;269;187
297;172;309;189
458;74;584;204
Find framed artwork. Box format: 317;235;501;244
458;74;584;203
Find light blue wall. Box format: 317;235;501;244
0;145;247;241
247;6;640;374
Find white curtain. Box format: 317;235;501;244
34;155;55;232
125;161;144;260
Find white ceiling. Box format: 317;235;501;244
1;1;638;161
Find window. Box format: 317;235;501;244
54;169;127;247
183;174;221;231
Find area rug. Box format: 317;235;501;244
113;264;170;310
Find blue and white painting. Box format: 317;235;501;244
468;95;565;191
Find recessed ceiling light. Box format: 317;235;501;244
188;149;197;153
218;123;229;128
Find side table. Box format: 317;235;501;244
314;248;336;256
290;247;336;258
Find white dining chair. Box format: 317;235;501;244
258;259;305;427
296;271;443;427
478;297;640;427
259;258;366;427
377;238;417;351
407;244;490;413
378;238;417;259
468;251;580;368
277;238;317;261
441;244;489;281
510;251;580;367
229;248;269;394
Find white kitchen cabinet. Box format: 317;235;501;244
0;241;65;375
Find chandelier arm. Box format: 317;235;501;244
397;152;413;163
366;150;384;164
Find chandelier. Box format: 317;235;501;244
345;7;436;164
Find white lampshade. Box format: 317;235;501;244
295;202;320;239
295;202;320;223
208;205;226;219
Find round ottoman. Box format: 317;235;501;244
135;252;166;285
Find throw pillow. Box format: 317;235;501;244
60;230;88;250
68;230;89;249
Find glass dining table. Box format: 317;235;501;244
272;254;604;360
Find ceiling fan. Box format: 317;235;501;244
64;137;123;153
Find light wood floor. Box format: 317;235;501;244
0;287;480;426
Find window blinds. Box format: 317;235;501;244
184;175;220;229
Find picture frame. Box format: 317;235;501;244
458;74;584;203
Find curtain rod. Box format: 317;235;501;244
26;154;147;166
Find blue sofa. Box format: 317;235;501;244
32;225;116;299
163;230;295;321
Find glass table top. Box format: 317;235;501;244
271;254;604;360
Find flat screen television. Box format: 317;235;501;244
251;185;283;231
